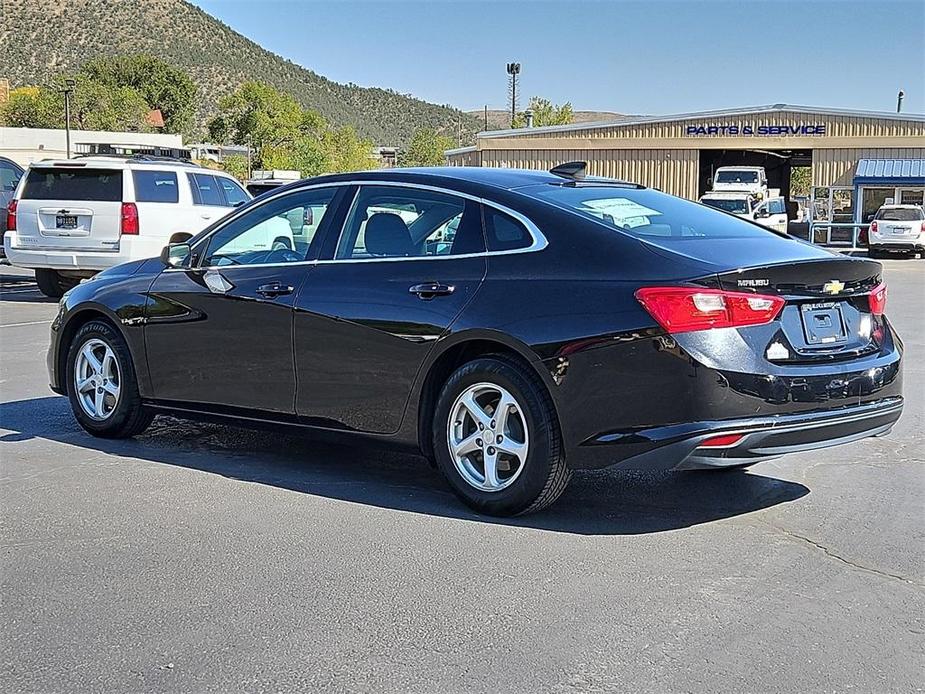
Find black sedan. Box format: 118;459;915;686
48;164;903;515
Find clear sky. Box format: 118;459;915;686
191;0;925;115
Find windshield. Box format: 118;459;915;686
701;197;749;214
523;184;778;239
715;170;759;184
876;207;924;221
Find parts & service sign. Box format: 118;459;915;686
684;124;827;136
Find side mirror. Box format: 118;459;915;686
755;209;769;219
160;242;191;268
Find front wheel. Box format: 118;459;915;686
432;356;570;516
66;320;153;438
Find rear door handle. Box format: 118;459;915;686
256;282;294;298
409;282;455;299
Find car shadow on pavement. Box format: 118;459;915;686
0;396;810;535
0;273;55;303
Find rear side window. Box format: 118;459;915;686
187;173;225;206
768;198;786;215
132;170;179;203
217;177;249;207
485;209;532;251
22;168;122;201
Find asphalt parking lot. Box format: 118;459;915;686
1;261;922;693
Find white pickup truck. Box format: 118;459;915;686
711;166;769;199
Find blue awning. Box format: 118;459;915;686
854;159;925;185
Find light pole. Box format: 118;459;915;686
897;89;905;113
506;62;521;128
62;78;76;159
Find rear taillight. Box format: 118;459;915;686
870;220;878;234
920;221;925;234
635;287;785;334
868;282;887;316
5;199;16;232
120;202;139;235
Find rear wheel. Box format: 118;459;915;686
432;356;570;516
34;269;70;298
66;320;153;438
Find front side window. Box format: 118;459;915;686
768;198;786;215
217;176;250;207
187;173;225;207
204;188;336;266
524;184;783;239
133;170;179;203
336;186;484;259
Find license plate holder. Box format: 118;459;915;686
56;214;78;229
801;302;848;345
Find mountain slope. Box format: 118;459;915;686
0;0;480;146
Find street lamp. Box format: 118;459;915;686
61;78;76;159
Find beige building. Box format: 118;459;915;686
446;104;925;236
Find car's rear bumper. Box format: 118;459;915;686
3;233;164;272
869;238;924;252
584;397;903;471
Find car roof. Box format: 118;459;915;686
302;166;568;191
879;204;922;209
28;157;226;175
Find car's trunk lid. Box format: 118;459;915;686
713;256;883;363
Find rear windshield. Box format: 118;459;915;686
876;207;924;221
523;184;779;239
701;197;749;214
22;168;122;201
715;170;759;184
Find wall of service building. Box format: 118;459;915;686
445;105;925;201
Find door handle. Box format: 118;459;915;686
256;282;294;298
409;282;455;299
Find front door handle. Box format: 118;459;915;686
256;282;294;298
409;282;455;299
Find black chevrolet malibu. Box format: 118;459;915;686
48;165;903;515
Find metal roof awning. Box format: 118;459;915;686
854;159;925;185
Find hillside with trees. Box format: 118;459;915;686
0;0;480;146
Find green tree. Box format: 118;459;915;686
0;77;152;132
79;55;197;134
790;166;811;197
207;82;376;175
513;96;574;128
399;128;455;167
220;154;250;182
322;126;376;173
207;82;309;169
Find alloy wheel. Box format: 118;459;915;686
74;338;121;421
447;382;529;492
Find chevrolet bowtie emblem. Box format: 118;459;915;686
823;279;845;295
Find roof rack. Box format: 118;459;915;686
72;153;198;167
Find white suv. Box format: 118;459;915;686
4;156;294;297
868;204;925;258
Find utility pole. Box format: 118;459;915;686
897;89;905;113
62;78;76;159
506;62;521;128
484;105;488;131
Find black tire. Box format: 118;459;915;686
34;269;66;298
65;319;154;438
432;356;570;516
